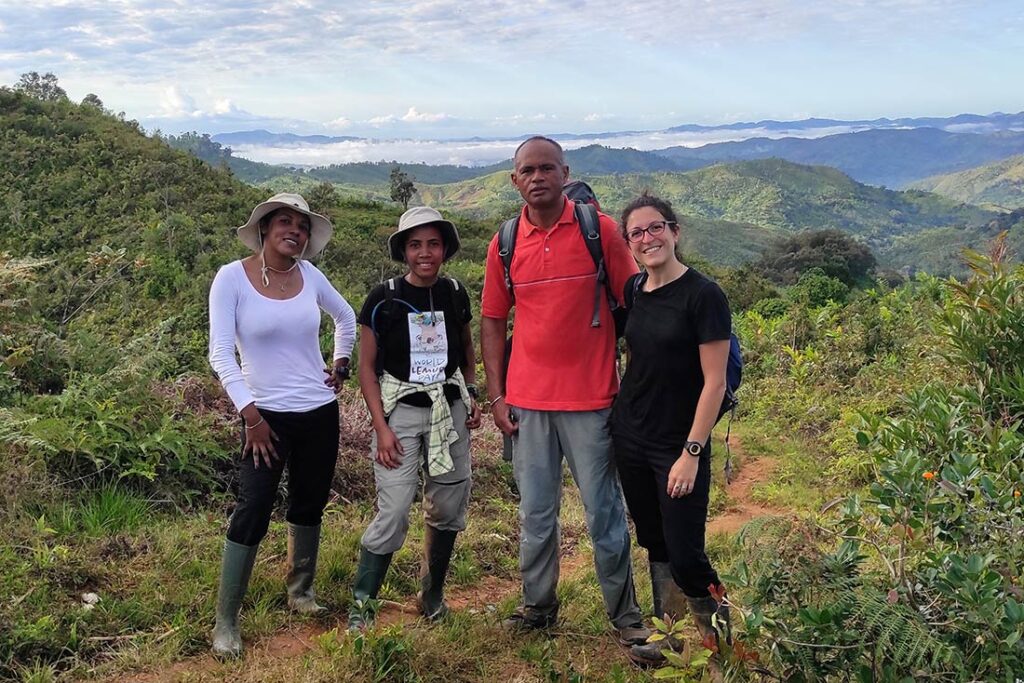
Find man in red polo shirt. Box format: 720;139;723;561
481;136;648;644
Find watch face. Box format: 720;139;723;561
687;442;702;456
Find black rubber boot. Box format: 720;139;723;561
211;539;258;658
286;523;325;614
649;561;688;621
347;546;393;630
417;526;458;620
629;592;730;668
689;594;731;682
689;594;732;648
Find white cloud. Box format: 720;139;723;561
212;98;238;115
159;86;199;118
227;122;875;167
367;114;399;126
401;107;451;123
326;116;352;129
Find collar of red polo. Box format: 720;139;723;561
518;196;575;237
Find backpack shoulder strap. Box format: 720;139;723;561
372;278;401;376
575;202;609;328
575;202;603;268
444;276;468;326
624;271;647;310
497;217;519;303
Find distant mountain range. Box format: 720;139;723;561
909;154;1024;209
212;130;364;146
212;111;1024;147
653;129;1024;188
211;114;1024;192
662;111;1024;134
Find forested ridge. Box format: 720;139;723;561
2;87;1022;682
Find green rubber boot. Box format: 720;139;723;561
286;523;326;614
347;546;393;630
417;526;458;620
211;539;258;658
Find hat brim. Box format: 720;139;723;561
236;201;333;258
388;220;461;263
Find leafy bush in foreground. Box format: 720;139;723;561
730;238;1024;679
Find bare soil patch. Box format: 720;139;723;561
708;438;785;536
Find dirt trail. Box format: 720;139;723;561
116;439;779;682
707;440;785;536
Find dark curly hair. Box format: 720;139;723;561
619;191;679;241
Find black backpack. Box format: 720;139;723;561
497;201;627;337
562;179;601;210
369;276;466;376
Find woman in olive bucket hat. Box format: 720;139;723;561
348;206;482;629
207;193;357;657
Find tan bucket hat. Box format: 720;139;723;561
387;206;461;262
237;193;333;258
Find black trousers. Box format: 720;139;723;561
612;432;720;599
227;400;340;546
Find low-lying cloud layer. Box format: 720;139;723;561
229;124;870;167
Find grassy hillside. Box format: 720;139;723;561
419;159;998;270
5;87;1024;682
909;153;1024;209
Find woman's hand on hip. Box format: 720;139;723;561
243;420;280;469
667;455;700;498
323;365;348;393
375;426;404;469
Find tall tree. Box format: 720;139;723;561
389;165;416;209
81;93;105;109
14;71;67;101
307;182;338;217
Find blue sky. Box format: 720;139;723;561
1;0;1022;140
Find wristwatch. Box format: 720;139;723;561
684;440;704;458
334;360;351;381
466;384;479;399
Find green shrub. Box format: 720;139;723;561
731;243;1024;679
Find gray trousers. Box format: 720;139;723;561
361;399;472;555
511;406;643;629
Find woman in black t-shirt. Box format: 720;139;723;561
347;206;481;630
611;192;733;667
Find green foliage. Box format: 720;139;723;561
938;234;1024;424
12;342;232;494
732;245;1024;679
713;264;780;311
754;228;876;286
307;181;340;216
790;268;850;307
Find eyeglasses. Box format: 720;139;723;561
625;220;675;243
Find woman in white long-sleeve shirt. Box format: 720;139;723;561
207;192;356;658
